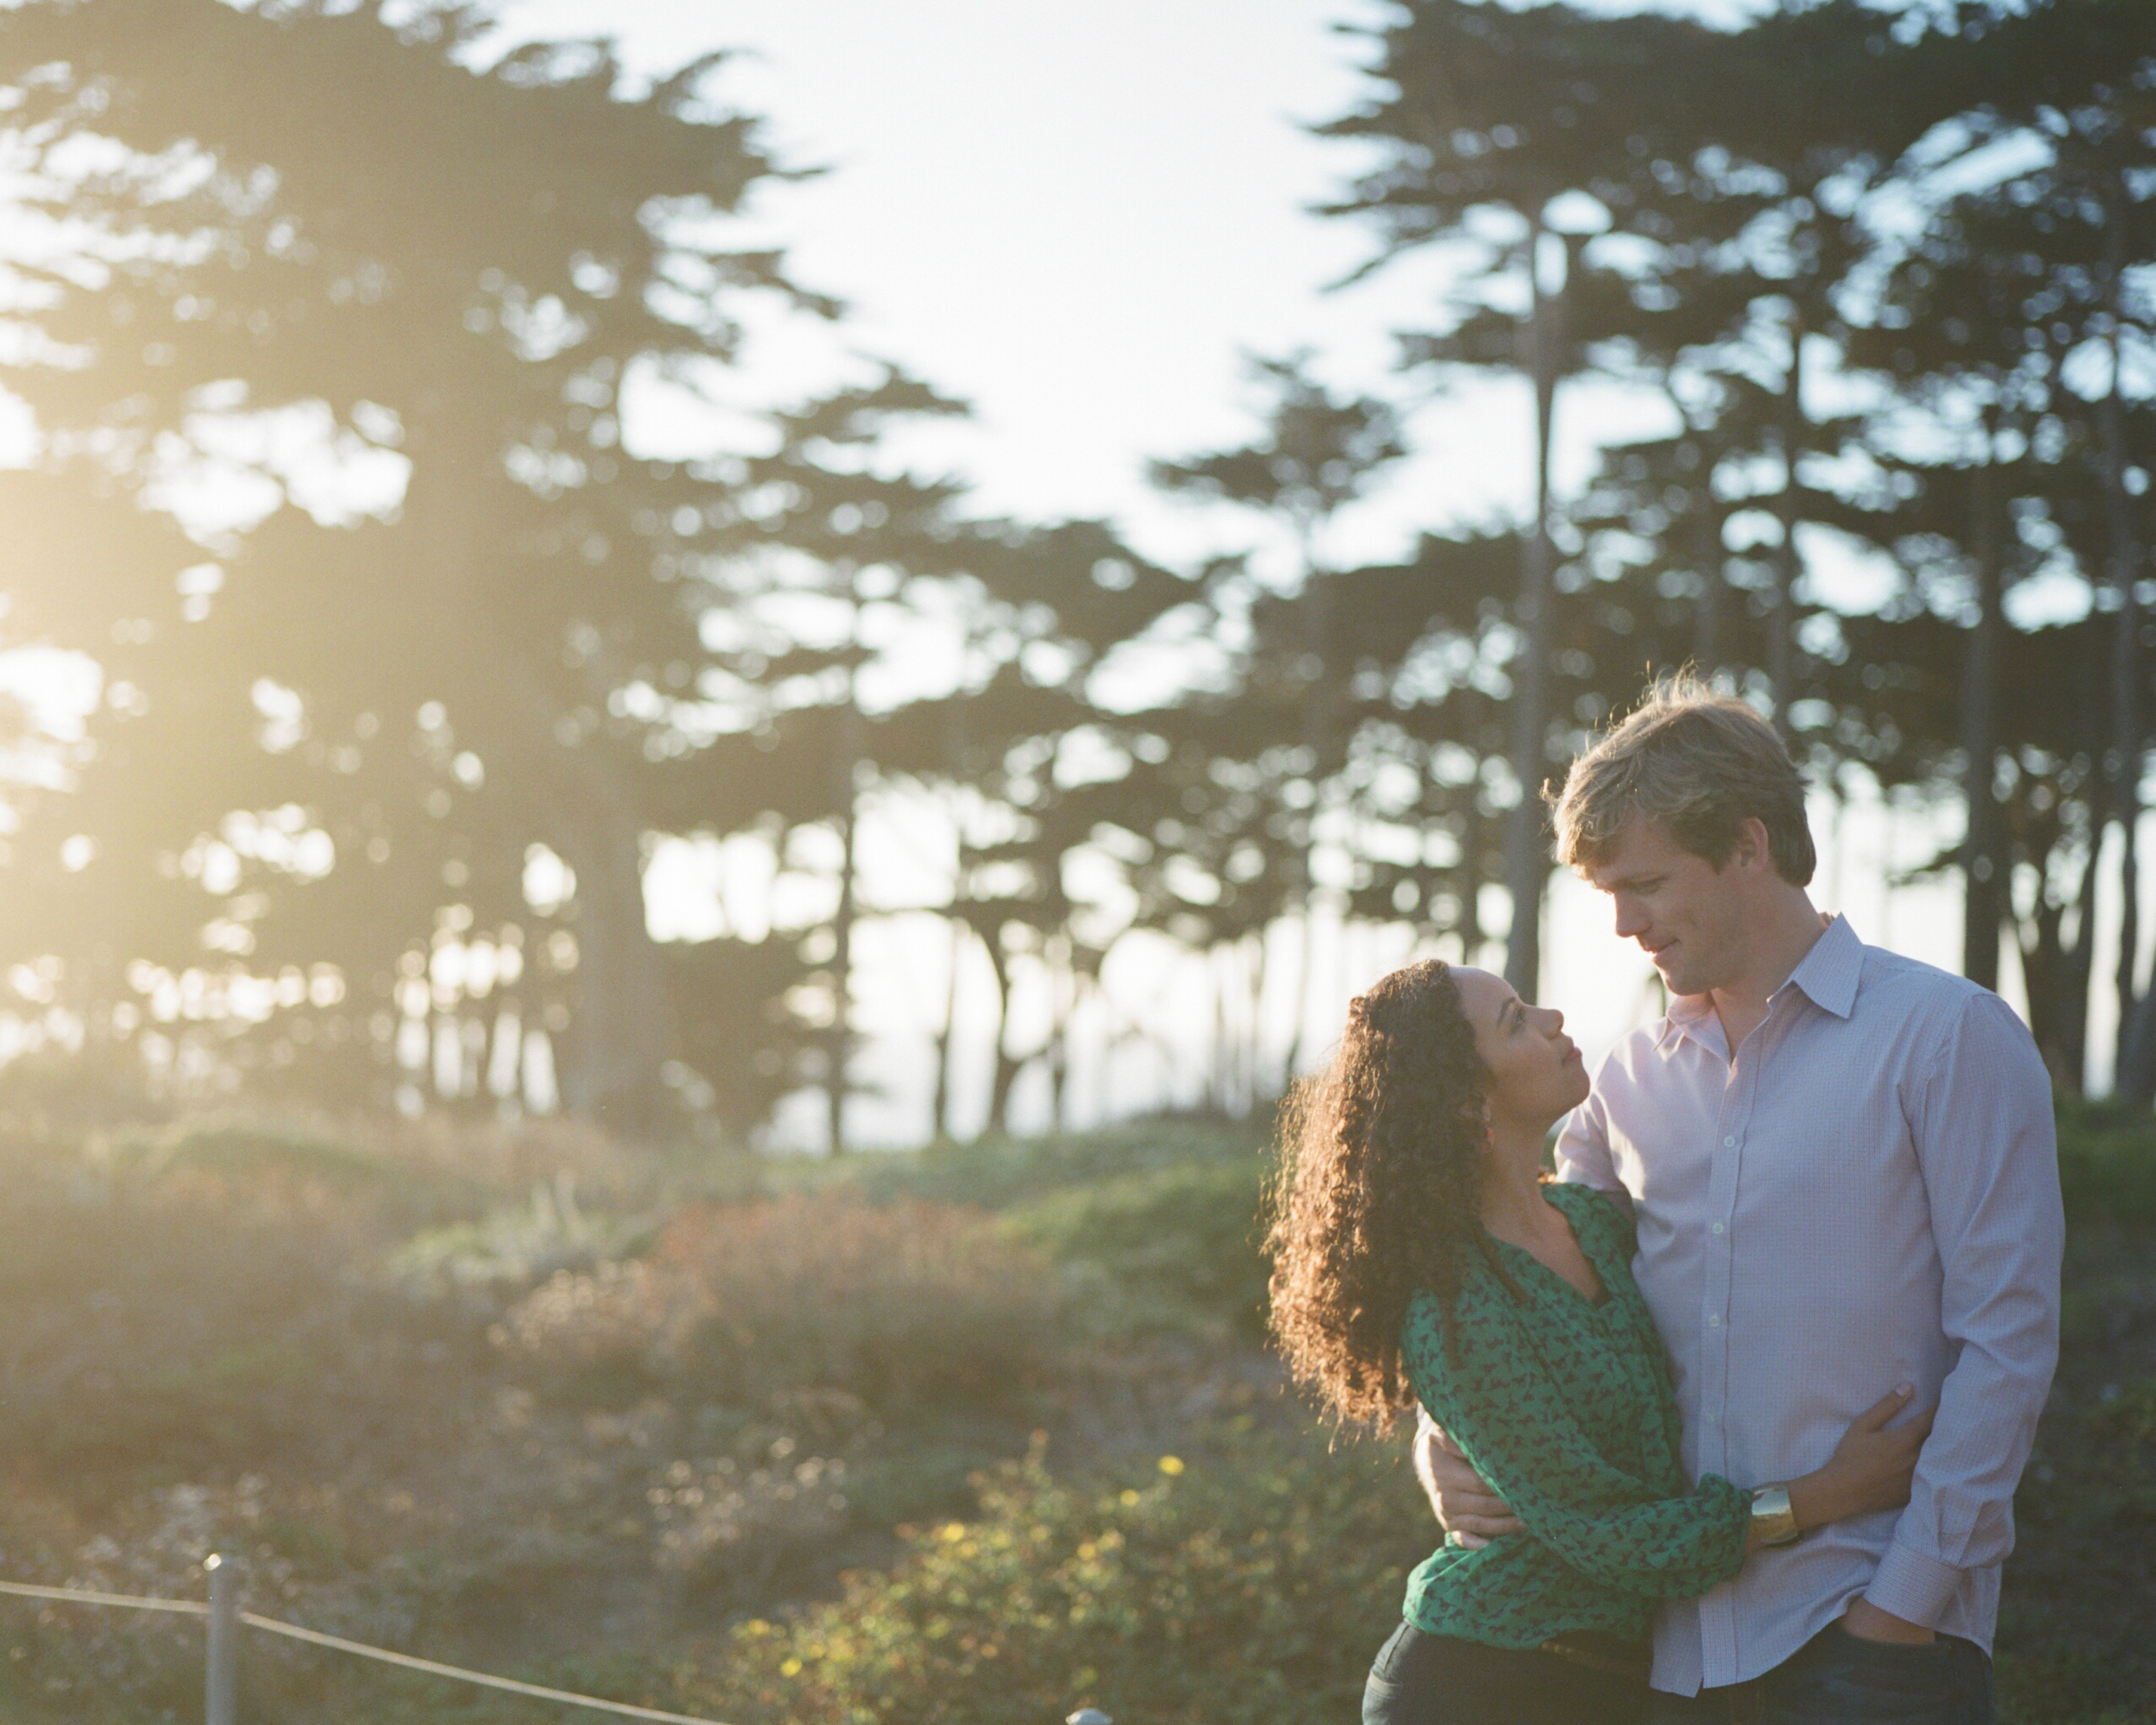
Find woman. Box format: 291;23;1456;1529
1265;960;1931;1725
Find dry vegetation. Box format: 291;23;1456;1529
0;1111;2142;1723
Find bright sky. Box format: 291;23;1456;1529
486;0;1694;580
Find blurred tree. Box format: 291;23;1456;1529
1317;0;1746;999
1150;350;1405;1076
0;0;829;1130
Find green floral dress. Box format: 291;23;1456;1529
1400;1182;1751;1649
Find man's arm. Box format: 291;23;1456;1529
1864;992;2062;1634
1413;1408;1523;1546
1551;1080;1626;1198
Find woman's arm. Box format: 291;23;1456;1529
1404;1292;1752;1603
1404;1299;1929;1602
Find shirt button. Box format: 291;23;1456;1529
1705;1410;1719;1424
1722;1135;1737;1147
1708;1314;1722;1327
1711;1222;1726;1235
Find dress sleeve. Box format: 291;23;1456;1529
1401;1289;1750;1603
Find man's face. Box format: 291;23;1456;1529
1580;817;1751;998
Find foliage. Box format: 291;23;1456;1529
497;1193;1065;1412
1004;1158;1274;1340
2056;1104;2156;1232
804;1115;1270;1210
0;1113;2144;1722
686;1428;1426;1725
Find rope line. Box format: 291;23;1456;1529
238;1613;729;1725
0;1578;208;1616
0;1575;731;1725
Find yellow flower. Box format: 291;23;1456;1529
1157;1455;1185;1476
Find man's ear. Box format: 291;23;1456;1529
1731;816;1773;874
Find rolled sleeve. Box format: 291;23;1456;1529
1869;992;2062;1624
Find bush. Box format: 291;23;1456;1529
497;1192;1065;1411
2055;1104;2156;1232
806;1118;1270;1214
1004;1157;1272;1339
684;1424;1428;1725
0;1156;467;1479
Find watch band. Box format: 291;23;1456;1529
1750;1484;1800;1546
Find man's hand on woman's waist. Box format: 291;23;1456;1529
1413;1408;1523;1546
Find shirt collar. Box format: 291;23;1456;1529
1651;913;1861;1055
1781;913;1862;1019
1655;989;1716;1057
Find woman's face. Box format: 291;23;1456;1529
1450;968;1589;1135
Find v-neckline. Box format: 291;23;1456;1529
1489;1196;1609;1310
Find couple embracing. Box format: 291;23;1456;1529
1268;678;2062;1725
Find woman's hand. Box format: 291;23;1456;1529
1784;1385;1935;1534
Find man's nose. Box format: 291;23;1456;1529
1613;898;1646;938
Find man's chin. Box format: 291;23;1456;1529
1653;957;1700;995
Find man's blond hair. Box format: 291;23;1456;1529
1549;674;1815;885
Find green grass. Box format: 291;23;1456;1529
0;1106;2144;1722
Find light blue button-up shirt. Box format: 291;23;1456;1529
1556;914;2062;1696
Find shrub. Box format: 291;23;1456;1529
806;1118;1270;1213
0;1160;465;1479
2054;1104;2156;1232
1004;1157;1272;1339
497;1193;1065;1411
683;1424;1430;1725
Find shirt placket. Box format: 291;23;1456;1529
1695;1007;1769;1687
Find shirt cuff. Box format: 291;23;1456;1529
1864;1540;1963;1628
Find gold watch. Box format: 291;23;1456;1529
1750;1484;1800;1546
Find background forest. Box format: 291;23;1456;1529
1;0;2154;1145
0;2;2150;1722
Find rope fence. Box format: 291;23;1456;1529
0;1558;726;1725
0;1559;1118;1725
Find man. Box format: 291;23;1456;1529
1418;677;2061;1723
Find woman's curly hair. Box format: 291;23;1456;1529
1264;959;1499;1433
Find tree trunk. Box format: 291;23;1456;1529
1959;443;2004;993
1691;447;1721;673
1283;556;1331;1082
931;915;965;1139
825;696;861;1154
404;418;676;1135
1045;936;1073;1128
2036;828;2103;1098
982;927;1020;1135
2099;200;2156;1103
1769;298;1807;733
1502;223;1567;1000
935;697;972;1139
551;805;674;1132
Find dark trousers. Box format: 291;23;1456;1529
1363;1622;1649;1725
1645;1622;1991;1725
